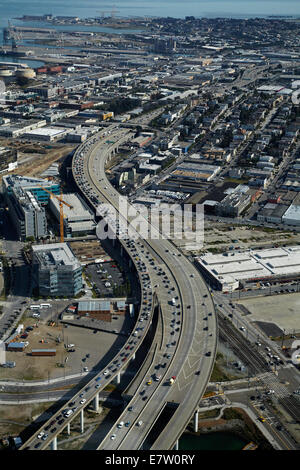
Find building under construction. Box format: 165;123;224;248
48;192;96;238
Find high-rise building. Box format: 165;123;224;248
4;186;47;241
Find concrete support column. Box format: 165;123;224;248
174;439;179;450
50;436;57;450
94;393;99;412
194;410;198;433
80;409;84;434
67;423;71;435
116;372;121;384
131;352;135;361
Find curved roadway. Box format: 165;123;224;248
19;125;217;450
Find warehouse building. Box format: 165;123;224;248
195;245;300;292
282;204;300;226
257;203;289;224
24;126;70;142
48;193;96;237
0;119;46;138
32;243;83;297
172;162;221;182
77;298;127;322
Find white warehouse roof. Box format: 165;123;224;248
196;245;300;289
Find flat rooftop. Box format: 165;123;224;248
50;193;95;222
196;245;300;285
32;243;81;269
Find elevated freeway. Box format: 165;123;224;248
19;125;217;450
75;126;217;450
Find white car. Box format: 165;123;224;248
110;434;116;440
80;399;86;404
103;370;109;375
37;432;45;439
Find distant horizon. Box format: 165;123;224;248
0;0;300;26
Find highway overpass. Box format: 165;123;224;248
19;125;217;450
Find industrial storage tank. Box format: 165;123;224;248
0;69;13;77
16;68;36;79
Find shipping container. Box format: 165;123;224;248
31;349;56;356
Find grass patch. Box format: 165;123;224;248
198;408;221;420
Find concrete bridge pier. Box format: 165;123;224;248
174;439;179;450
80;409;84;434
50;436;57;450
94;393;99;412
67;423;71;435
131;352;136;361
116;372;121;384
194;410;199;433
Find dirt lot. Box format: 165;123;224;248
69;240;110;264
0;320;68;381
0;402;54;441
0;141;75;183
175;222;300;254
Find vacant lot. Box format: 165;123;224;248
238;292;300;333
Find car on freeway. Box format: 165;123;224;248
37;432;44;439
80;399;86;405
110;434;116;440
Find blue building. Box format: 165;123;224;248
2;175;60;205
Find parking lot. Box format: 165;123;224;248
85;262;127;298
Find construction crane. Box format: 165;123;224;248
37;186;73;243
97;5;120;18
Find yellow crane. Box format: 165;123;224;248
38;186;73;243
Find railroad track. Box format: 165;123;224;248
217;313;270;375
